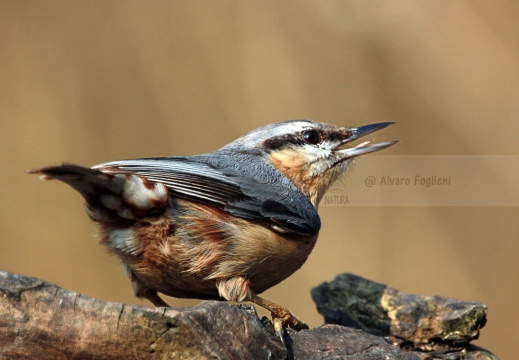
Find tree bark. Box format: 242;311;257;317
0;271;498;359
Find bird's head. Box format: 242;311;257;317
224;120;398;207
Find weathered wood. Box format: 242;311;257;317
312;273;497;359
287;325;421;359
0;271;498;359
0;271;285;359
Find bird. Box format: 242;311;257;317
29;120;397;342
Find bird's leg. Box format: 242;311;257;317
250;294;309;343
217;277;308;343
125;265;171;307
139;286;171;308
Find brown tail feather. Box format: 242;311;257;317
29;163;169;221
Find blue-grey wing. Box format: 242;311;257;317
95;156;320;235
96;158;240;207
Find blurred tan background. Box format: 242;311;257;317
2;1;518;358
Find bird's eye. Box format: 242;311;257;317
302;130;321;145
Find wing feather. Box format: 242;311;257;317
96;158;240;206
94;156;320;235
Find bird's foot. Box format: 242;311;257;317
250;294;308;345
271;308;309;344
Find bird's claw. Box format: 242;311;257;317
271;309;309;344
249;294;308;344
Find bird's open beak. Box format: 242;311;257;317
336;122;398;159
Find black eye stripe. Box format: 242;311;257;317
263;134;302;152
262;128;323;152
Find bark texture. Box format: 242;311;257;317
312;273;497;359
0;271;497;359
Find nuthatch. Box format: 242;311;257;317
30;120;397;342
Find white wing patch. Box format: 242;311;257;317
108;228;143;256
122;174;169;210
